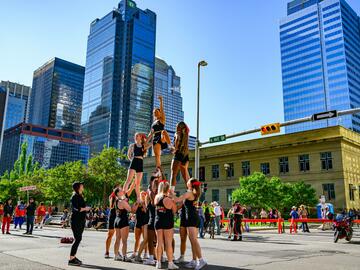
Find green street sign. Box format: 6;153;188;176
209;134;226;143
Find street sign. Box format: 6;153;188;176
312;110;338;121
19;185;37;192
209;134;226;143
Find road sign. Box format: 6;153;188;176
209;134;226;143
312;110;338;121
19;185;37;192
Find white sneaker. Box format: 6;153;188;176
143;258;156;265
168;262;179;269
185;260;197;268
143;253;149;260
195;259;207;270
155;261;162;269
129;253;137;260
114;254;122;261
174;256;185;264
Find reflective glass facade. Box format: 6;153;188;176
0;123;89;174
281;0;360;133
29;58;85;133
82;0;156;154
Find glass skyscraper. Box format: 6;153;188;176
0;123;89;174
29;58;85;133
81;0;156;154
280;0;360;133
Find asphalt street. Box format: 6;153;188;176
1;226;360;270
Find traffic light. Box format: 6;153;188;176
261;123;281;135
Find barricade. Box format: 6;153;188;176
221;218;285;234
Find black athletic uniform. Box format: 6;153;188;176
147;200;156;231
154;196;174;230
173;150;189;165
152;120;167;150
179;205;187;227
114;199;129;229
233;205;243;240
184;198;199;228
70;192;86;257
129;144;144;173
135;203;149;229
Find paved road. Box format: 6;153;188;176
1;227;360;270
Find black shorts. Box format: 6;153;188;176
153;134;168;150
108;213;116;230
129;158;143;173
154;218;174;230
184;215;199;228
180;216;187;227
114;217;129;229
148;219;155;230
173;152;189;165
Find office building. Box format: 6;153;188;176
0;123;89;174
280;0;360;133
144;125;360;209
154;57;195;149
81;0;156;154
29;58;85;133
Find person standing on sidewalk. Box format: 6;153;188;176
2;199;13;234
299;205;310;233
0;202;4;228
213;202;222;235
25;198;36;235
14;201;26;230
35;202;46;229
68;182;91;266
197;201;205;238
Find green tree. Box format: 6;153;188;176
87;146;128;205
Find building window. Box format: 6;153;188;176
226;163;234;178
212;165;219;179
322;183;335;200
349;184;355;201
226;189;234;203
279;157;289;173
260;163;270;175
320;152;333;170
188;167;193;178
242;161;250;176
199;166;205;181
143;173;148;186
299;154;310;172
212;189;219;202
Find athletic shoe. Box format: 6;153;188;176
168;262;179;269
195;259;207;270
155;261;162;269
134;255;142;262
184;260;197;268
143;258;156;265
129;254;137;260
6;232;11;235
174;256;185;264
68;258;81;266
104;252;110;259
143;253;149;260
114;255;123;261
74;258;82;265
123;256;132;262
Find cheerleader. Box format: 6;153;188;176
148;96;171;169
154;181;178;269
123;133;150;201
170;121;190;191
130;191;149;261
173;179;207;270
113;188;132;262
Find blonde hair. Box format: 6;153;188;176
188;178;201;201
157;181;170;196
134;132;147;157
176;122;189;156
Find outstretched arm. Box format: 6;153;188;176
158;96;166;124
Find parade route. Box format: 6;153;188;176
1;227;360;270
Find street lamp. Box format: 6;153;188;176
195;60;207;179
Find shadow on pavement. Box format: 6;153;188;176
80;263;248;270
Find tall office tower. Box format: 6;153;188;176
280;0;360;133
0;82;31;158
29;57;85;133
81;0;156;154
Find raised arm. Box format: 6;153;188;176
158;96;166;124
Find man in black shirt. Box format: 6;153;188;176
25;198;36;235
2;199;13;234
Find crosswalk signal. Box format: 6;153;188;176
261;123;281;135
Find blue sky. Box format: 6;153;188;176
1;0;360;143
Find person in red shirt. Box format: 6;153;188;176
36;202;46;229
0;202;4;228
14;201;26;230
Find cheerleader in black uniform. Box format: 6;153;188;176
154;181;178;269
113;188;132;262
123;133;151;201
148;96;171;169
130;191;149;261
174;179;207;270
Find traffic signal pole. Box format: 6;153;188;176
200;107;360;147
